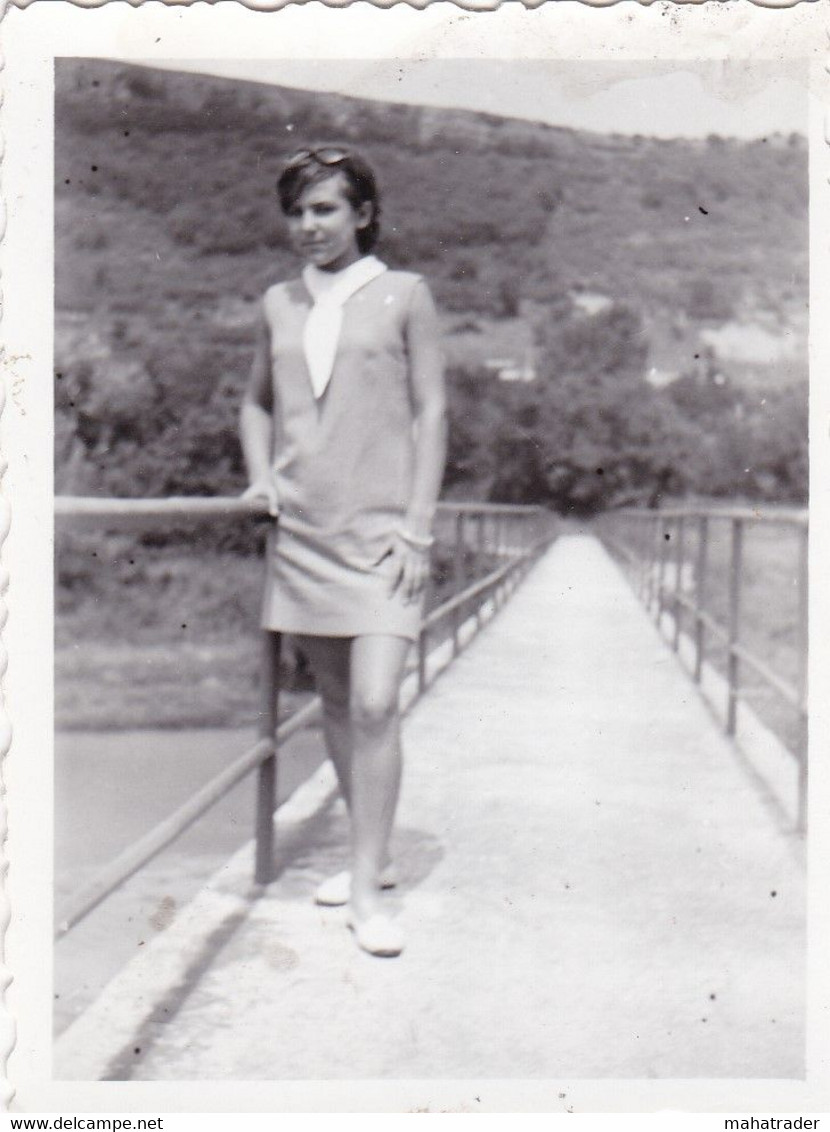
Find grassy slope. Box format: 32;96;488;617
55;60;808;493
55;60;808;735
56;59;808;323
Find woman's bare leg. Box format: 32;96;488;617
294;634;352;807
348;634;411;924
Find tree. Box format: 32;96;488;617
535;299;649;385
485;366;696;516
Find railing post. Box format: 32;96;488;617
694;515;709;684
454;511;465;595
632;514;642;599
656;516;669;626
646;514;659;613
255;630;280;884
477;510;486;572
418;626;427;693
644;513;655;605
796;523;808;833
726;518;744;736
673;514;686;652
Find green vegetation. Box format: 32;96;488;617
445;301;807;516
54;60;808;730
56;59;807;514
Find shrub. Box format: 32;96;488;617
682;276;735;322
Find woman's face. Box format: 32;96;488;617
285;172;372;272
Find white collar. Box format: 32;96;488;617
302;255;386;303
300;256;388;399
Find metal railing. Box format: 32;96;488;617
599;506;808;831
55;496;555;936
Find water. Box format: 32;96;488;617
54;722;326;1034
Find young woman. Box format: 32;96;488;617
240;147;447;957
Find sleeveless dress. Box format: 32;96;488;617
260;269;429;641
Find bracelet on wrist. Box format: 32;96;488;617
395;526;435;551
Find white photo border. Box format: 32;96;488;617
2;0;829;1114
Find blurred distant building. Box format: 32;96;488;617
484;350;537;382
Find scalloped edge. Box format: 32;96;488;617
3;0;826;9
0;0;17;1112
0;0;825;1114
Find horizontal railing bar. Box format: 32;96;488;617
435;502;546;516
55;495;268;526
672;592;696;613
56;696;324;938
664;589;801;709
613;506;807;527
657;592;727;643
55;495;546;529
658;585;800;708
602;535;637;564
601;508;807;833
56;735;275;937
424;557;518;629
56;523;551;938
731;642;803;712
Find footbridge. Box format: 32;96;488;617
52;501;807;1085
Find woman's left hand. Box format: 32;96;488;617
384;533;431;605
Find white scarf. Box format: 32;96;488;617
301;255;387;399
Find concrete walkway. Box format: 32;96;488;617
56;535;805;1081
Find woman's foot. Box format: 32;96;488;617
347;910;405;958
314;863;397;907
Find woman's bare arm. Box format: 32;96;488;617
388;279;448;602
405;279;448;535
239;306;279;515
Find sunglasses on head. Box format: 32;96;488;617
284;147;351;169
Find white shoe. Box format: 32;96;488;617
314;864;398;907
347;912;405;958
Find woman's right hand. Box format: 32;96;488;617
240;478;280;518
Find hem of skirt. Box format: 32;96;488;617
260;619;420;643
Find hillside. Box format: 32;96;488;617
55;58;808;504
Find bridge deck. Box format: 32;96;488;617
57;535;805;1083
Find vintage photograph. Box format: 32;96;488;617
3;0;828;1115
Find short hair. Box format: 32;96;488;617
276;147;381;254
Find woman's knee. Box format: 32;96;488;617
350;684;399;732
